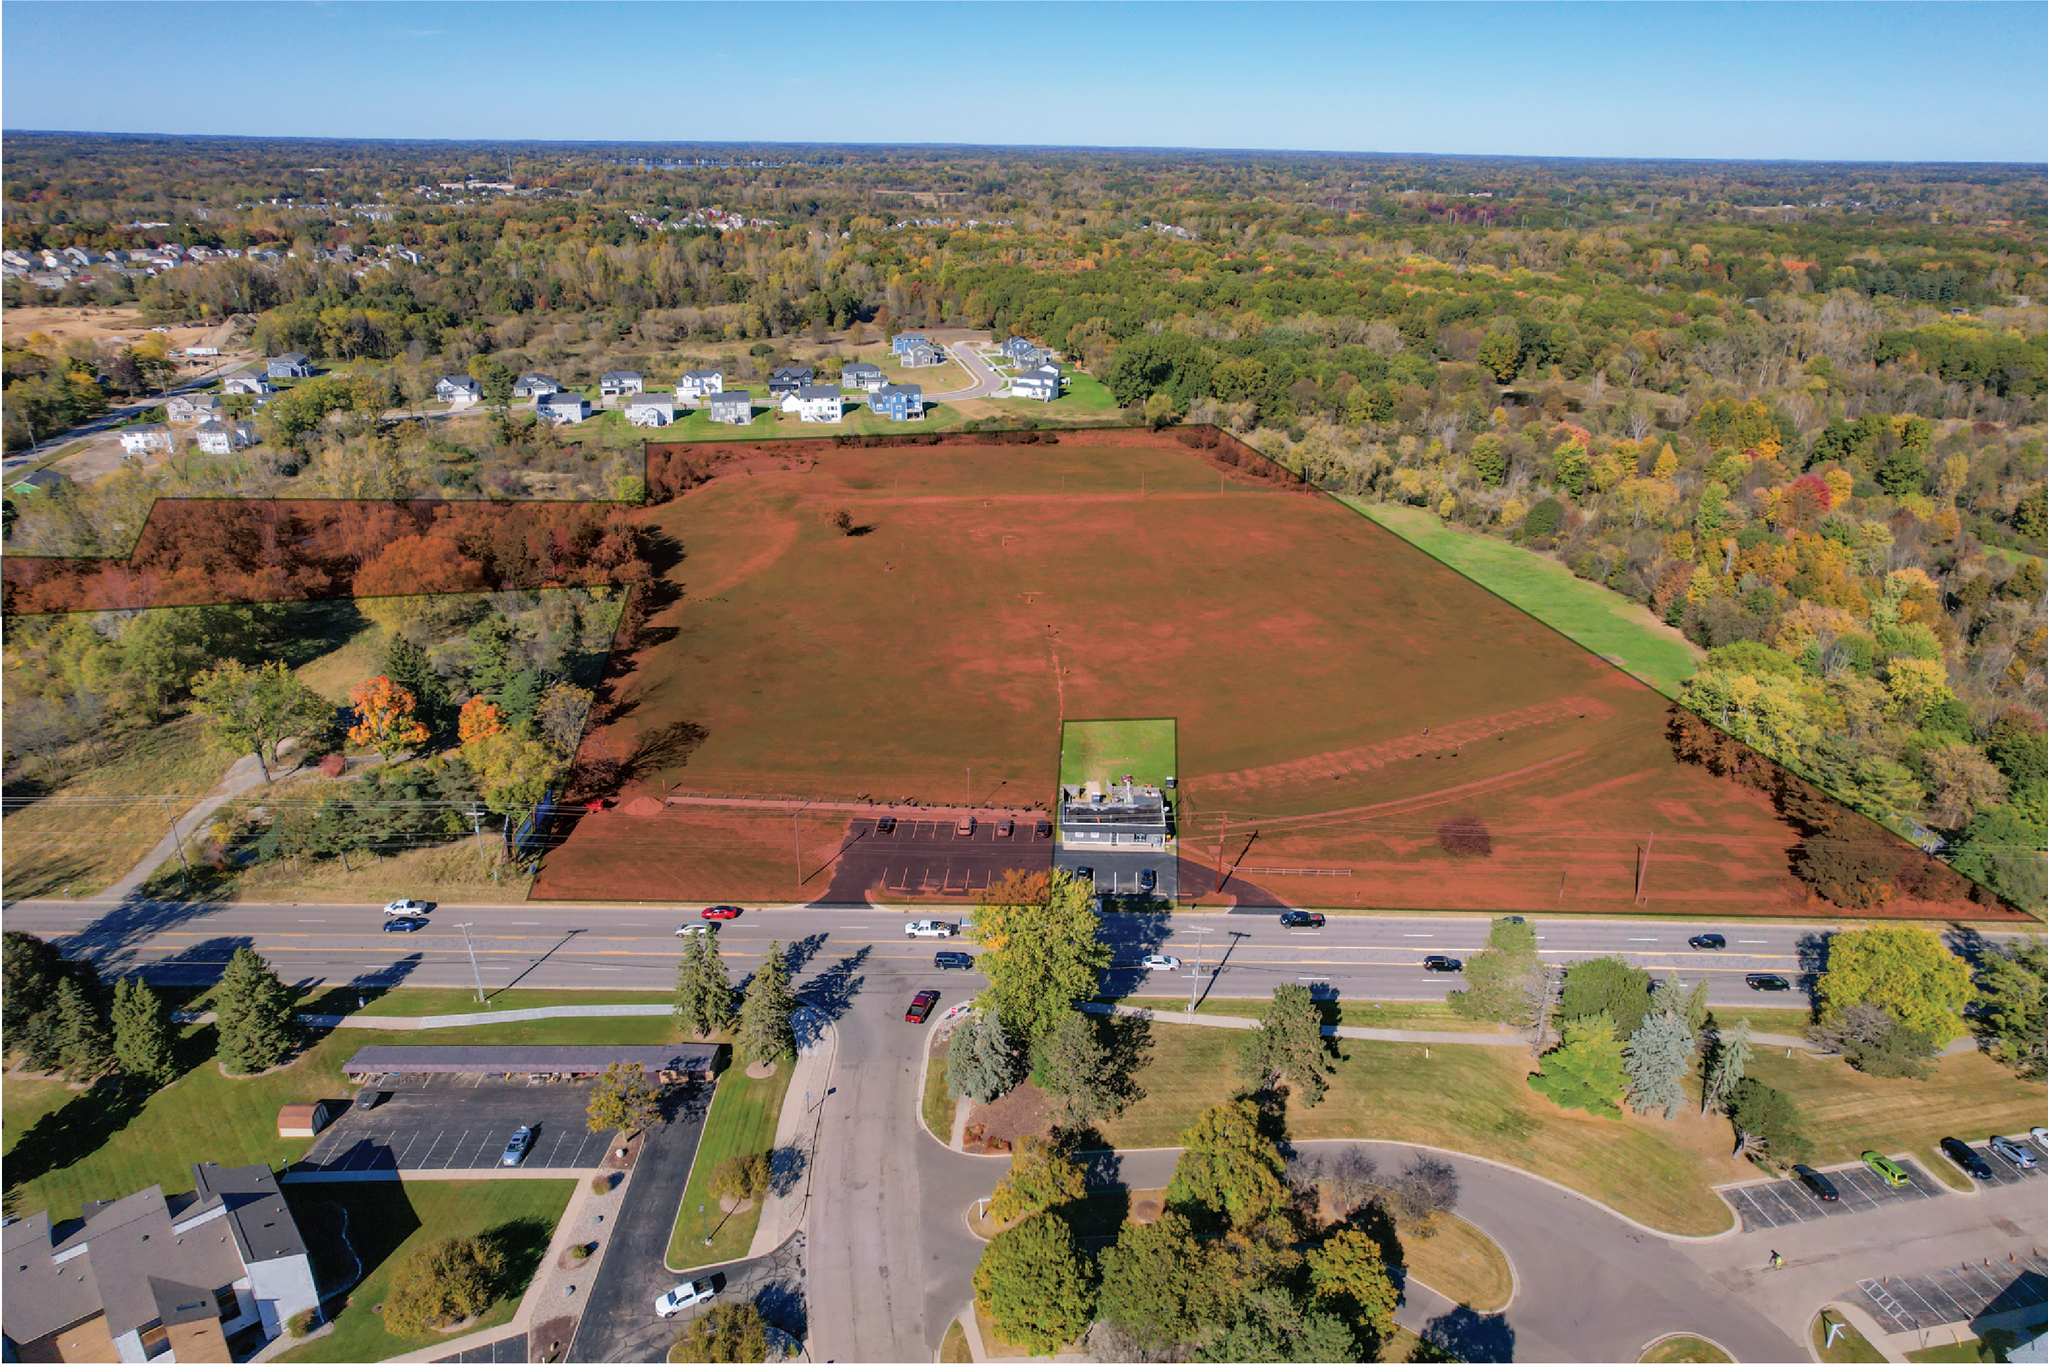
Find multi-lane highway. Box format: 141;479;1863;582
1;895;1964;1006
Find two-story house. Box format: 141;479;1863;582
1010;365;1064;401
600;370;644;398
435;375;483;407
624;394;675;427
791;385;844;423
675;370;724;404
707;390;753;425
120;424;176;457
222;374;272;397
536;391;590;425
871;383;925;421
195;420;258;456
265;353;313;379
1000;337;1052;369
165;394;223;425
899;340;946;368
839;362;886;392
890;333;928;356
768;366;815;398
512;373;560;399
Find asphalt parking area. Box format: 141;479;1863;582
1960;1141;2048;1187
1054;847;1178;904
430;1333;526;1363
1721;1159;1943;1231
301;1076;614;1173
819;818;1052;899
1854;1254;2048;1333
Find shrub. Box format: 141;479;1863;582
590;1172;615;1194
288;1308;319;1338
570;1242;591;1261
381;1235;504;1335
708;1151;771;1206
672;1300;770;1363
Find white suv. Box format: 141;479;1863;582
904;920;957;938
382;899;432;918
655;1280;717;1317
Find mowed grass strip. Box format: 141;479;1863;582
923;1043;956;1141
1346;500;1701;697
1403;1214;1515;1312
665;1059;795;1270
338;988;673;1018
1106;996;1509;1034
1640;1336;1734;1364
276;1179;572;1363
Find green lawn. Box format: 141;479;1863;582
276;1180;572;1363
664;1058;795;1270
1105;996;1506;1033
923;1043;955;1141
1639;1336;1734;1364
1814;1310;1887;1363
3;1010;676;1221
338;988;672;1018
1059;718;1177;791
1906;1340;2004;1364
1344;500;1701;697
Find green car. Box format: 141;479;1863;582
1863;1151;1910;1187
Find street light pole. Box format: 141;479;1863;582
1186;926;1213;1014
455;922;486;1005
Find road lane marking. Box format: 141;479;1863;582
1401;934;1434;938
1738;939;1769;943
1628;937;1659;942
590;966;624;971
297;918;326;922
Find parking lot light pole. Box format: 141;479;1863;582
1186;927;1213;1014
455;922;486;1005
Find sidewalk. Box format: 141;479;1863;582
94;749;302;901
748;1004;837;1257
1078;1000;1528;1048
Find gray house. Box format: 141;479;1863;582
513;373;560;398
840;362;886;392
1;1162;319;1363
265;352;312;379
1059;783;1171;848
1000;336;1051;368
899;340;946;368
707;390;753;425
768;365;815;397
195;419;258;456
625;394;676;427
536;391;590;425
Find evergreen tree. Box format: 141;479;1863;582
54;975;111;1082
1624;1009;1695;1119
1097;1211;1215;1353
1036;1009;1127;1127
1558;956;1656;1037
1683;978;1711;1037
213;947;298;1075
383;635;455;739
3;930;68;1072
1236;983;1334;1106
1527;1014;1626;1117
674;930;736;1039
1704;1018;1753;1114
736;940;797;1068
947;1006;1019;1107
1447;917;1545;1026
111;977;177;1086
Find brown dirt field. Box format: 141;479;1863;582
532;434;1995;918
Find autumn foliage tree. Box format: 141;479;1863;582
347;676;430;760
458;696;507;743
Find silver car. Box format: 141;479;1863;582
1991;1135;2037;1170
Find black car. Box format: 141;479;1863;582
1036;821;1053;838
383;917;426;933
1422;955;1464;973
1745;973;1791;991
1074;866;1095;882
1279;911;1326;929
1689;933;1727;950
876;816;897;835
1792;1164;1840;1202
934;951;974;970
1941;1136;1996;1181
1139;868;1158;892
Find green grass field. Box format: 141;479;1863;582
1058;718;1177;792
1639;1336;1734;1363
339;988;672;1018
1814;1310;1887;1363
659;389;973;443
276;1180;572;1363
664;1059;794;1270
1105;996;1505;1033
923;1043;956;1141
1345;500;1702;698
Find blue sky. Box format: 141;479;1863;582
3;2;2042;162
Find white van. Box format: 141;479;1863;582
904;920;957;938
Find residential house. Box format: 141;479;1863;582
1000;337;1052;368
119;424;176;457
839;362;886;392
1010;365;1064;402
768;366;815;398
222;374;271;397
890;333;928;356
624;394;675;427
265;353;312;379
899;340;946;368
435;374;483;407
871;383;925;421
674;370;724;404
0;1161;319;1363
707;390;753;425
512;373;560;399
600;370;644;398
792;385;844;423
195;420;258;456
536;391;590;425
165;394;223;425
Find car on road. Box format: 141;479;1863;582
1422;955;1463;973
655;1280;717;1317
1792;1164;1840;1202
383;917;426;933
934;951;974;970
998;818;1015;838
354;1088;387;1111
1074;866;1094;882
1745;973;1791;991
1141;954;1182;972
1139;868;1158;892
905;920;957;938
1279;911;1326;929
1863;1152;1910;1187
676;923;715;937
905;990;939;1024
500;1126;535;1167
701;905;743;921
956;816;976;836
1941;1137;1996;1181
876;816;897;835
1991;1135;2038;1170
382;899;432;917
1688;934;1727;950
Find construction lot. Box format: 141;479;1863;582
297;1075;616;1174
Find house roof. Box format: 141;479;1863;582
681;369;721;382
876;384;921;399
708;390;750;406
272;352;308;364
601;370;642;382
796;385;841;401
539;391;587;407
188;1161;306;1266
342;1044;720;1075
843;362;883;374
771;366;814;381
439;374;481;391
626;394;673;407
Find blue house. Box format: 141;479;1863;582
889;333;927;356
871;384;925;421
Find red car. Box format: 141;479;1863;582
905;990;939;1024
701;905;743;921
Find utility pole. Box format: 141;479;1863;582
455;922;487;1005
1186;926;1213;1014
162;798;191;890
469;804;488;860
1213;813;1230;897
967;765;972;806
792;802;802;885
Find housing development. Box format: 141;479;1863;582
5;18;2048;1364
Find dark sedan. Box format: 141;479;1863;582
905;990;939;1024
1942;1137;1996;1181
383;917;427;933
1279;911;1326;929
1689;933;1727;950
1745;973;1791;991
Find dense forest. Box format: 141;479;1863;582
3;136;2045;909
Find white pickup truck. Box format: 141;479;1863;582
904;920;958;938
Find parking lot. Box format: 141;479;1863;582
1720;1159;1943;1231
1958;1140;2048;1187
430;1334;527;1363
818;817;1053;899
1054;847;1178;904
1854;1255;2048;1333
299;1075;615;1174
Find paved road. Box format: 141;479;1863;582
6;897;1958;1008
923;342;1007;401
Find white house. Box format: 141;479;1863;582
840;362;886;392
513;373;560;398
1;1162;319;1363
1010;364;1063;401
675;369;724;404
222;374;272;396
165;394;223;425
195;420;258;456
792;384;844;423
120;424;176;456
265;352;313;379
600;370;645;398
436;374;483;407
707;390;753;425
624;394;675;427
536;391;590;425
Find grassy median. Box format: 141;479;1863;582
665;1059;794;1270
1404;1214;1515;1312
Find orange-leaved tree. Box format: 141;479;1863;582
348;676;430;761
458;696;507;744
